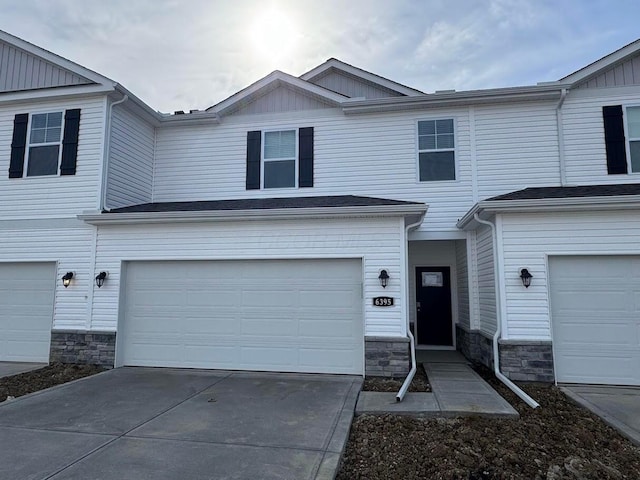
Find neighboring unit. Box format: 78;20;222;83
1;30;640;386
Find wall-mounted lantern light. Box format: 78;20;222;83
95;271;108;288
62;271;74;288
378;269;390;288
519;268;533;288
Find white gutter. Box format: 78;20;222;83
473;213;539;409
556;88;568;186
396;211;427;402
100;94;129;212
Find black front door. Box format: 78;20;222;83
415;266;453;346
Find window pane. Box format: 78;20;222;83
418;120;435;136
436;119;454;134
45;127;61;143
419;151;455;181
630;141;640;172
436;133;454;149
627;107;640;138
264;160;295;188
47;112;63;128
27;145;59;176
264;130;296;159
31;114;47;129
30;128;46;144
418;135;436;150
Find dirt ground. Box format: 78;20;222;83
0;363;106;402
338;364;640;480
363;364;431;392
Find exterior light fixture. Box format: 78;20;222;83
95;271;108;288
378;269;390;288
519;268;533;288
62;271;74;288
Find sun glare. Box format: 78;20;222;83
247;8;298;61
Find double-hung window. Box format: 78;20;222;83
626;106;640;172
263;129;297;188
27;111;64;177
418;119;456;181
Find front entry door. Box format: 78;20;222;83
415;267;453;346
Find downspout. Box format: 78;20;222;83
556;88;567;186
396;211;427;402
100;94;129;212
473;213;539;409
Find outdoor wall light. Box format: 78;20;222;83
62;271;74;288
95;271;108;288
378;269;390;288
519;268;533;288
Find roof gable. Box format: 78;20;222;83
300;58;423;97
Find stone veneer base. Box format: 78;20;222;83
365;336;410;378
49;330;116;367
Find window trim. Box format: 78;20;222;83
24;110;65;178
624;104;640;174
261;127;299;189
415;117;458;183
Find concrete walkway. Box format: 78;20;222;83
0;367;361;480
356;360;518;418
0;362;47;378
562;385;640;446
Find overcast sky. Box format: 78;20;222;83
1;0;639;112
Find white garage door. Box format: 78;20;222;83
0;262;55;362
550;256;640;386
120;259;363;374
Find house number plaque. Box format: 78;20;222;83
373;296;394;307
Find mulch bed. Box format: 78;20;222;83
0;363;106;402
338;363;640;479
363;364;431;392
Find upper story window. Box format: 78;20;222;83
27;112;64;176
418;119;455;181
263;130;297;188
627;106;640;172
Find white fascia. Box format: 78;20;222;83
78;204;428;226
0;84;115;105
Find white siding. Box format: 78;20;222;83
0;40;91;92
310;70;403;99
476;224;496;336
229;86;333;115
106;103;154;208
563;87;640;185
475;101;560;199
92;217;404;336
0;220;95;330
455;239;470;329
575;55;640;89
500;211;640;340
153;108;473;233
0;96;106;219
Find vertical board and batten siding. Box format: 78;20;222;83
455;239;470;330
475;101;560;199
153;107;474;233
0;96;106;218
106;103;154;208
499;211;640;340
309;70;403;99
562;87;640;185
0;41;91;92
476;224;497;337
575;56;640;89
91;217;404;335
229;86;334;116
0;222;94;330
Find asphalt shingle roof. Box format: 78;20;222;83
486;184;640;201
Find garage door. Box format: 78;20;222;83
120;259;363;374
0;262;55;362
550;256;640;385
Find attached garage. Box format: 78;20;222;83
550;256;640;386
0;262;55;362
119;258;364;374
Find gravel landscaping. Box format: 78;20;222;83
0;363;106;402
338;364;640;479
363;364;431;392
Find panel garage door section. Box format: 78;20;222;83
0;262;55;362
550;256;640;386
121;259;363;374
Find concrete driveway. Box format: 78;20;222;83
0;367;361;480
562;385;640;446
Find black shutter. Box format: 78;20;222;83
9;113;29;178
60;108;81;175
246;130;261;190
603;105;628;174
298;127;314;188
